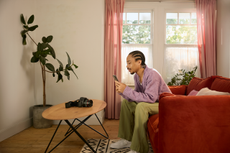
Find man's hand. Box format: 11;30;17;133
115;81;126;93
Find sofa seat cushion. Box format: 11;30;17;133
211;77;230;93
186;77;214;95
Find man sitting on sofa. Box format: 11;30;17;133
111;50;171;153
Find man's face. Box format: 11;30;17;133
126;55;141;75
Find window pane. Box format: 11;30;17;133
122;45;153;85
179;13;190;24
127;13;138;24
163;47;200;83
166;25;197;44
123;13;126;24
166;13;177;24
191;13;197;24
140;13;151;24
122;25;151;44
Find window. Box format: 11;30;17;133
163;12;200;83
166;13;197;44
122;2;199;84
122;11;153;85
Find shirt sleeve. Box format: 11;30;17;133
119;76;140;102
122;74;160;103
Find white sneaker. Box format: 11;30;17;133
110;139;131;149
127;149;140;153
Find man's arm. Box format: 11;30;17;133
119;83;140;102
122;78;159;103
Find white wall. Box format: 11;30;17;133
0;0;36;142
0;0;105;142
33;0;105;125
217;0;230;77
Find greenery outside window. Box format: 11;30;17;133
166;12;197;44
122;11;153;85
164;12;200;84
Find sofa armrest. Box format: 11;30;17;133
168;85;187;95
158;95;230;153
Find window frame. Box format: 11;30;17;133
122;9;154;46
121;9;154;86
164;10;198;47
163;9;200;83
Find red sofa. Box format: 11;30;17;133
148;76;230;153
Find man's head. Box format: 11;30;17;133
126;50;146;75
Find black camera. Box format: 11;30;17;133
65;97;93;108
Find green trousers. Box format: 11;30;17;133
118;99;159;153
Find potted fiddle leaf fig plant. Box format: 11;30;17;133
20;14;78;128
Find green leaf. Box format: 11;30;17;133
23;25;29;29
67;65;78;79
20;14;26;24
73;64;78;69
65;64;71;70
41;43;48;49
52;73;55;77
22;34;27;45
47;44;56;59
28;25;38;31
33;51;40;59
64;70;70;80
45;63;55;72
59;66;63;71
46;35;53;43
42;37;47;43
31;56;39;63
56;73;63;83
37;43;43;52
66;52;71;65
57;59;63;71
71;69;78;79
41;49;49;57
21;30;28;37
39;56;46;65
27;15;34;24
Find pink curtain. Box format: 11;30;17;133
196;0;217;78
104;0;125;119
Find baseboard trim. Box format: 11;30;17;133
0;118;32;142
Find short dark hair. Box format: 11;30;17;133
129;50;146;67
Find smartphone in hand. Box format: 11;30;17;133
113;75;119;82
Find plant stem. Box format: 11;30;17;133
41;64;46;107
26;31;47;107
26;32;38;46
45;70;53;73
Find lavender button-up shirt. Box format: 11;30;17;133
120;66;171;103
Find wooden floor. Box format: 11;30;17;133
0;119;119;153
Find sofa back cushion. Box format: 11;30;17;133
211;77;230;93
186;77;213;95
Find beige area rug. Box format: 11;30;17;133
80;139;153;153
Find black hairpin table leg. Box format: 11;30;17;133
65;120;96;153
